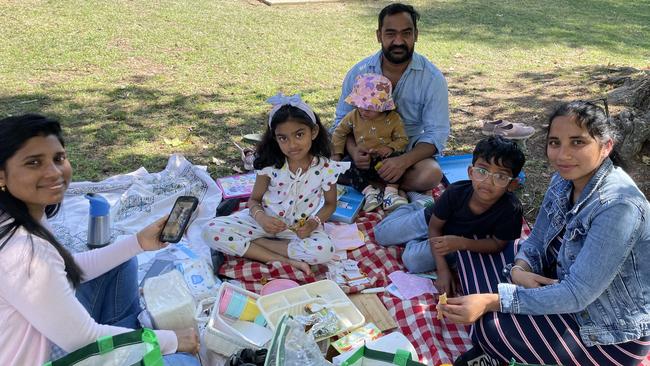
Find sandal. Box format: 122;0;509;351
233;141;256;171
243;133;263;143
482;119;535;140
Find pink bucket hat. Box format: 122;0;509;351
345;73;396;112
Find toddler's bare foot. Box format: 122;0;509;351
288;259;312;275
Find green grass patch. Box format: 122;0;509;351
1;0;649;219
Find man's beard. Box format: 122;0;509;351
382;44;413;64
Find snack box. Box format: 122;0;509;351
330;185;364;224
216;172;256;200
256;280;365;341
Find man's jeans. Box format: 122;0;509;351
53;258;199;366
374;202;455;273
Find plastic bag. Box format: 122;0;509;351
264;314;332;366
44;328;162;366
175;257;219;301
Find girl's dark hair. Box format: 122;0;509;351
253;105;331;170
0;114;82;287
547;100;626;170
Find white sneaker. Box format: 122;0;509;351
362;186;383;212
383;190;408;211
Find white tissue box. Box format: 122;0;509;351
143;269;196;331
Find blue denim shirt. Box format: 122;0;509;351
333;51;450;155
499;159;650;346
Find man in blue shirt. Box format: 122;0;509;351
333;3;450;191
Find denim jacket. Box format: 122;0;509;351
499;158;650;346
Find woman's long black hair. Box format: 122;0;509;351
0;114;82;287
253;104;331;170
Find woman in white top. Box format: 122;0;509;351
0;114;200;365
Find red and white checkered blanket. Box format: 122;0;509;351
218;190;650;365
218;186;525;365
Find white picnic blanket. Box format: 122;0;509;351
50;154;222;261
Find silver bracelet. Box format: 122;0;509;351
252;209;263;221
510;265;527;278
249;204;262;217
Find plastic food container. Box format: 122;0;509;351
200;282;273;356
256;280;365;341
260;279;300;296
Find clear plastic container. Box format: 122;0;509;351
201;282;273;355
257;280;365;341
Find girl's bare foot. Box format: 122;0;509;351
288;259;312;275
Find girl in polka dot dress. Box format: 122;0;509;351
202;93;350;274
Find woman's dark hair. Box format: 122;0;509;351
253;105;331;170
472;136;526;178
547;100;626;169
378;3;420;31
0;114;82;287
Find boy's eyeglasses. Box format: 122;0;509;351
470;167;513;187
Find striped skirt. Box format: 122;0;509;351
456;245;650;366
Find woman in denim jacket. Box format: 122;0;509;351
439;101;650;366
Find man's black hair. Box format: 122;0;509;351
378;3;420;31
472;136;526;178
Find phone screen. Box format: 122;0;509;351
160;196;198;243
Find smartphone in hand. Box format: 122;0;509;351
159;196;199;243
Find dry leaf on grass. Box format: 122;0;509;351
211;157;225;166
163;137;183;147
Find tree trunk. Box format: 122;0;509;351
607;72;650;161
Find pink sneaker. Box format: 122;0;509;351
482;120;535;140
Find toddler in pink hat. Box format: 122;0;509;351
332;73;408;212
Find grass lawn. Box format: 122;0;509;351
1;0;649;221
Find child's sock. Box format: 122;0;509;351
384;186;398;194
406;190;434;209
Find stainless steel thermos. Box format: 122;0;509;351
85;193;111;248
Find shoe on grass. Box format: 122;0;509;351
362;186;383;212
482;119;535;140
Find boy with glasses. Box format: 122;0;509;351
374;136;525;296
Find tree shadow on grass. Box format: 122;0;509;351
445;64;650;220
0;84;342;181
359;0;650;57
0;86;266;179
